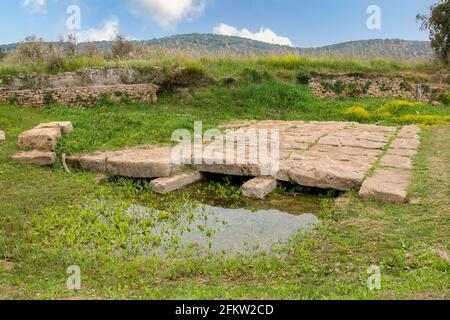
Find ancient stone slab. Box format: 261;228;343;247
351;124;398;133
242;177;278;199
317;135;387;150
17;127;61;151
106;147;180;178
398;125;421;139
35;121;73;134
380;154;413;170
390;138;420;150
288;160;367;191
386;148;417;158
11;150;56;167
67;151;119;173
359;168;412;204
0;130;5;141
150;171;203;194
309;145;382;158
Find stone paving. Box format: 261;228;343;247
43;121;420;203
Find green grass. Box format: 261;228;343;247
0;78;449;300
0;54;446;78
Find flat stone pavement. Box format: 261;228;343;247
67;121;421;203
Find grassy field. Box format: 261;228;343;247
0;72;449;299
1;53;448;79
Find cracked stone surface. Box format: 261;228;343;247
68;121;421;203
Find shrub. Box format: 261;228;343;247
343;105;370;121
111;35;134;59
400;80;413;91
7;94;19;105
240;68;273;83
397;114;450;126
296;71;311;85
344;82;363;97
441;91;450;104
444;75;450;85
46;55;66;74
43;92;57;105
379;99;426;115
332;80;346;94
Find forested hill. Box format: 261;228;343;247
0;33;433;61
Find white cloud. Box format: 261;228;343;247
21;0;48;13
75;19;120;43
128;0;206;28
213;23;294;47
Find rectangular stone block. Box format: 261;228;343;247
390;138;420;150
150;171;203;194
380;154;413;170
106;148;179;178
242;177;277;199
18;127;61;151
359;168;412;204
11;150;56;167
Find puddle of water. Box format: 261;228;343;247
127;203;319;256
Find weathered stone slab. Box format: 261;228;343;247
195;162;264;177
150;171;203;194
35;121;73;134
288;160;367;191
390;138;420;150
380;155;413;170
242;177;277;199
106;147;180;178
398;125;421;139
317;135;387;150
18;127;61;151
351;124;398;133
0;130;5;141
359;168;412;204
11;150;56;167
309;145;382;158
67;151;118;173
386;148;417;158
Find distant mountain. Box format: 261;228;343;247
0;33;433;61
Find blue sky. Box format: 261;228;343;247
0;0;438;47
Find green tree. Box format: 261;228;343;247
417;0;450;64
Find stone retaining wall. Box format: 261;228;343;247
0;83;158;107
309;74;447;102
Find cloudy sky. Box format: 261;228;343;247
0;0;438;47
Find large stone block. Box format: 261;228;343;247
390;138;420;150
288;160;367;191
106;148;180;178
11;150;56;167
150;171;203;194
398;125;421;139
18;127;61;151
380;154;413;170
359;168;412;204
67;151;119;173
242;177;277;199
